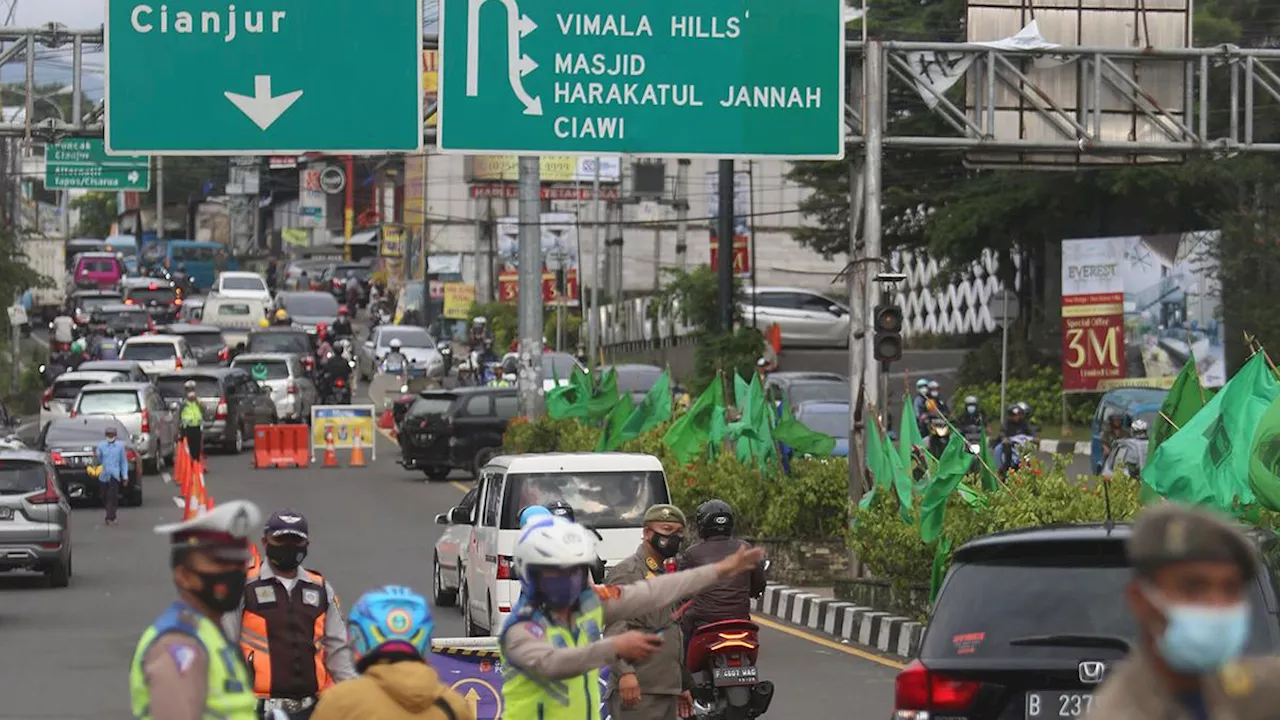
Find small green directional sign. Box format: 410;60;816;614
45;138;150;191
438;0;845;158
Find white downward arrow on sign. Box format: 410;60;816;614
224;75;304;131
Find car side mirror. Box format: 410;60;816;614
447;506;471;525
435;513;449;525
829;305;846;316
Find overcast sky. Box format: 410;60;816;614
18;0;102;27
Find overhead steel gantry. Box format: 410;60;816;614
21;28;1280;155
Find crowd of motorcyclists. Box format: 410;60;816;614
909;377;1039;476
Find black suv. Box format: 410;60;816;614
396;387;519;480
121;277;182;323
153;368;278;453
895;523;1280;720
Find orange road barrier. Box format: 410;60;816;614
253;425;312;468
377;408;395;429
349;431;367;468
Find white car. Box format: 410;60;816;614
741;286;851;349
119;334;197;376
39;371;126;427
432;484;479;608
456;452;671;636
211;271;272;303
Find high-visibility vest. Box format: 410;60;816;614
130;600;257;720
499;591;605;720
238;566;335;699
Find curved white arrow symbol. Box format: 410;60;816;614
465;0;542;115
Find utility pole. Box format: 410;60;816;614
516;156;544;418
863;42;884;420
715;160;734;332
60;189;70;240
343;156;355;261
155;156;165;240
420;150;431;331
587;158;602;366
674;159;689;269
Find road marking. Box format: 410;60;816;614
450;480;472;493
751;616;906;669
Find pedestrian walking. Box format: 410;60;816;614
181;384;205;460
94;426;129;525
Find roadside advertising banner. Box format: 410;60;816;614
495;213;580;305
443;282;477;319
309;405;376;459
1060;232;1223;392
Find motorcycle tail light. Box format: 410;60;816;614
710;632;757;652
335;378;345;388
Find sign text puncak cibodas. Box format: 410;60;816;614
103;0;424;155
437;0;845;158
45;139;151;191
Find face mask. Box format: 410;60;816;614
538;570;586;608
919;387;928;395
265;543;307;572
189;567;247;614
965;405;977;414
1148;590;1250;672
649;531;683;559
930;390;939;397
107;437;116;443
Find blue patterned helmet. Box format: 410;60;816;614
346;585;434;669
519;505;552;527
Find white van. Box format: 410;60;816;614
202;296;270;349
458;452;671;636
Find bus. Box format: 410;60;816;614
138;239;238;291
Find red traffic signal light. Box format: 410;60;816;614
873;304;903;363
874;305;903;334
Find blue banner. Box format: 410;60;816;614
429;647;612;720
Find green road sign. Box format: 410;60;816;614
104;0;424;155
45;138;151;191
437;0;844;158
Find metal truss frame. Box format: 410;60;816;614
0;25;101;140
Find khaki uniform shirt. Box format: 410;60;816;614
604;544;686;698
1087;650;1280;720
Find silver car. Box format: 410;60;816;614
358;325;445;381
39;370;125;427
0;449;72;587
229;353;319;424
70;383;177;473
741;286;851;348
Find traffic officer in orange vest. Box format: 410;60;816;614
220;509;357;720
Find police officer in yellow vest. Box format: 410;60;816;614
130;499;262;720
499;515;765;720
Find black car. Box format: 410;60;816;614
38;416;144;506
90;303;154;339
121;277;182;323
162;323;229;366
895;523;1280;720
65;289;123;318
153;368;278;453
598;363;685;405
397;387;519;480
320;262;373;307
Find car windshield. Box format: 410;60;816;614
231;359;291;381
128;288;177;305
787;381;849;405
181;332;225;350
155;376;221;399
544;353;582;379
77;391;141;415
409;395;455;416
248;333;312;355
923;550;1275;660
121;343;177;361
80;258;119;273
52;378;103;400
100;310;150;331
0;460;47;495
78;295;121;312
44;421;126;448
282;293;339;316
222;276;266;291
797;406;850;437
212;302;254;318
379;327;433;348
500;471;670;530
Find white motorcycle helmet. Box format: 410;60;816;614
513;516;598;584
1130;418;1149;438
389;338;403;352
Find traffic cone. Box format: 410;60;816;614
322;428;340;469
349;431;367;468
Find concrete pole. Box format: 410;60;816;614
516;156;544;418
155;156;165;240
715;160;734;332
60;189;70;240
588;158;602;366
863;41;885;420
675;159;689;269
420;150;432;331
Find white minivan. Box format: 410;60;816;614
457;452;671;636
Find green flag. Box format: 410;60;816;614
860;421;889;510
1249;389;1280;510
730;373;775;468
928;535;953;604
775;393;837;457
918;434;974;544
587;367;622;420
616;370;674;444
663;375;726;465
898;397;925;472
1142;353;1279;515
977;427;999;492
1149;352;1214;456
597;393;635;452
546;367;592;419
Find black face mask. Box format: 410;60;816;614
649;531;683;559
265;544;307;572
189;568;247;614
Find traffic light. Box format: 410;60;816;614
873;304;904;364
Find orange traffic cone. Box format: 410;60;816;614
349;432;367;468
322;428;340;468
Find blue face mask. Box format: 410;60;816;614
1150;592;1250;673
538;570;586;609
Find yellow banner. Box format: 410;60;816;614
282;227;307;246
423;50;439;127
310;406;376;454
470;155;578;182
443;282;476;319
381;223;406;258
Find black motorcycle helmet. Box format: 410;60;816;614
695;499;734;538
546;499;575;521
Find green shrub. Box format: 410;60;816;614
761;458;851;541
952;364;1095;428
690;328;766;395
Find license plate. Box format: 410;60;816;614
0;507;12;520
712;666;758;686
1026;691;1093;719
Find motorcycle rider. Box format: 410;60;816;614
331;307;354;340
1103;418;1149;480
67;338;92;371
1101;414;1129;468
468;317;491;350
912;379;932;433
498;515;766;720
272;308;292;327
994;404;1036;473
955;396;985;441
320;351;353;403
927;380;950;416
50;312;76;352
679;500;767;658
315;323;334;360
344;275;361;310
489;356;518;387
379;338;409;375
96;326;122;361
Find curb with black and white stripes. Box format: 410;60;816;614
1038;439;1090;455
750;584;924;659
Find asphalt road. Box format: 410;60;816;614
0;431;899;719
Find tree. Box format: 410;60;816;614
71;192;117;238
